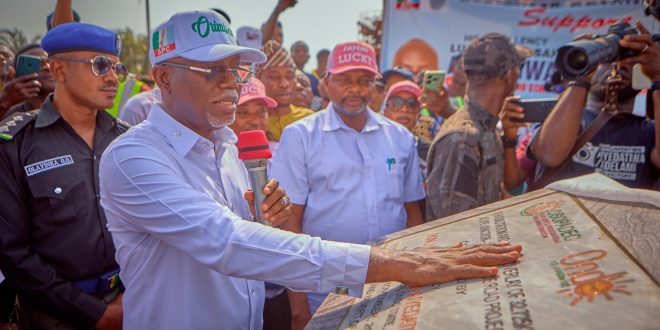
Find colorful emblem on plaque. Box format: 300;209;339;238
555;250;635;306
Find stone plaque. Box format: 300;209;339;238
308;192;660;330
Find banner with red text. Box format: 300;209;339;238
381;0;655;98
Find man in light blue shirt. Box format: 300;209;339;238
99;10;523;330
270;42;426;320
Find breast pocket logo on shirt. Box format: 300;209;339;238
387;157;397;173
384;157;403;199
24;155;75;177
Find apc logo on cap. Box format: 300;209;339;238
153;25;176;57
191;16;234;39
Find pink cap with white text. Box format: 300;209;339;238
238;78;277;108
327;41;379;76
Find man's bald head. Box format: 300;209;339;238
392;38;439;79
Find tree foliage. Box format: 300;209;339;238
0;28;42;54
0;27;149;77
115;28;150;77
358;11;383;63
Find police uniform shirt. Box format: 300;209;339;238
0;95;125;328
2;100;38;120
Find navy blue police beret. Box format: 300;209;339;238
41;22;121;57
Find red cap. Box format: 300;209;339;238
237;130;272;160
327;42;379;76
238;78;278;108
385;80;422;102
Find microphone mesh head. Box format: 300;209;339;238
237;130;272;160
242;158;269;169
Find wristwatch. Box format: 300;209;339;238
501;134;518;149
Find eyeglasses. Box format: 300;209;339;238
55;56;127;82
329;75;375;88
386;96;420;113
159;62;253;85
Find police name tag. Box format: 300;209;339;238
24;155;74;176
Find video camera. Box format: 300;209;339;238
554;22;659;80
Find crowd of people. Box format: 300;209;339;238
0;0;658;329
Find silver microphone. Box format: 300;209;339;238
242;158;271;226
237;130;273;226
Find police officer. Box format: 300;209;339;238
0;22;128;329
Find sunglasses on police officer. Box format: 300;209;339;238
56;56;128;82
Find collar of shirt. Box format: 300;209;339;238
322;102;390;133
466;99;498;131
147;104;237;158
35;95;115;134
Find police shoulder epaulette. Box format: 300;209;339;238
0;110;38;141
115;117;132;132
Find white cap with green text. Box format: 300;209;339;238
149;10;267;66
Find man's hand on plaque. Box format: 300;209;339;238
366;242;522;287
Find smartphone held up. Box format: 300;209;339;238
422;70;446;93
15;55;42;78
511;98;557;123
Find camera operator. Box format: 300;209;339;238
620;21;660;173
517;24;660;189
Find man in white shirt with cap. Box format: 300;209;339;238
270;42;427;323
99;10;523;330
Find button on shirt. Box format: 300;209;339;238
99;104;371;330
0;96;122;328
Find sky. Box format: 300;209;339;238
0;0;383;69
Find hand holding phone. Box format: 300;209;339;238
422;70;445;93
15;54;42;78
510;98;557;123
0;71;41;110
501;96;526;137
